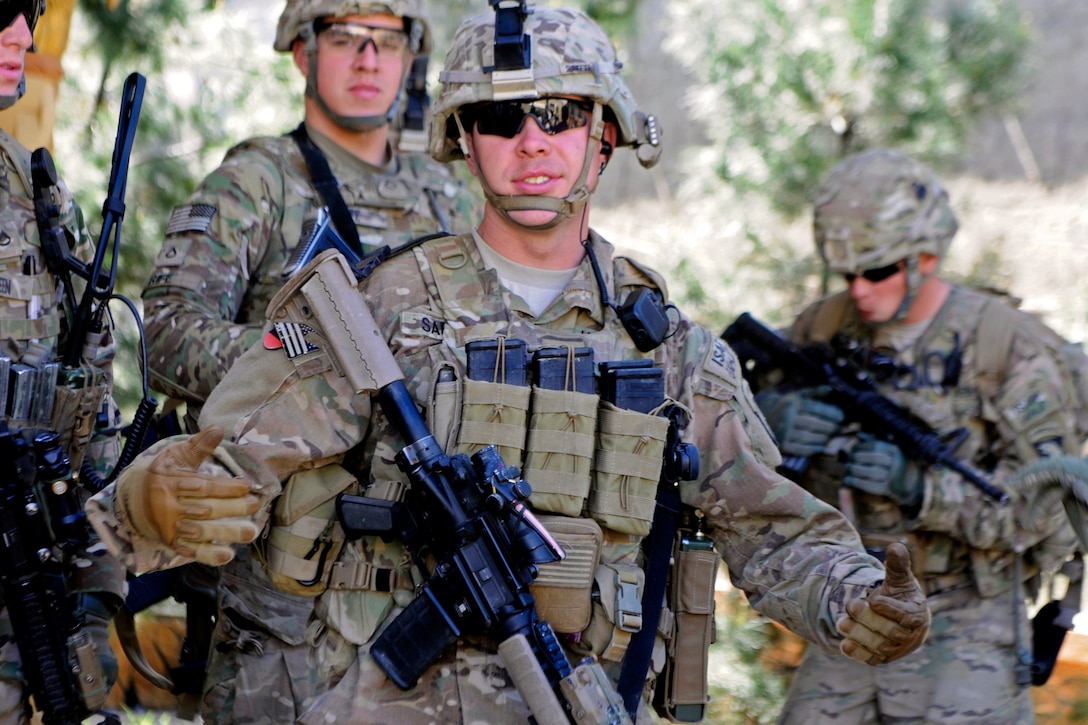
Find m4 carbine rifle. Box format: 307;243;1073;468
280;250;630;724
722;312;1008;503
0;423;118;725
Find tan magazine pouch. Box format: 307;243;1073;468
264;464;357;597
455;378;530;465
523;388;598;516
529;516;603;633
590;403;669;535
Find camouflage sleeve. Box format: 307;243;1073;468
914;328;1079;553
141;148;286;403
676;325;885;655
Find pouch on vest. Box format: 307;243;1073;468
654;533;718;723
456;337;530;464
591;402;669;536
263;464;357;597
51;362;107;472
524;345;598;516
580;562;646;663
529;515;603;633
428;361;462;452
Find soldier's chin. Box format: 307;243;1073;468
507;207;563;230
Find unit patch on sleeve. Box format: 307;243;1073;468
703;337;739;387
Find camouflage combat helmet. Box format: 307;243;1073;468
432;5;661;230
275;1;429;131
432;6;660;166
274;0;430;54
814;148;958;320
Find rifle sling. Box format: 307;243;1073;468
615;482;682;718
290;124;364;258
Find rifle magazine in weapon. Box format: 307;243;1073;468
369;585;460;690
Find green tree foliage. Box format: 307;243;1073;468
666;0;1033;219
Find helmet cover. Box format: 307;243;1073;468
815;148;958;274
431;5;660;167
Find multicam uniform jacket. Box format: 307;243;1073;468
141;122;479;410
91;231;891;723
0;128;124;722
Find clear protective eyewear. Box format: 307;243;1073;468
314;20;410;57
0;0;43;34
468;97;594;138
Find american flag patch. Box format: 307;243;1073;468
273;322;318;359
165;203;218;236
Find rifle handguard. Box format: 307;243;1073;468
267;249;403;394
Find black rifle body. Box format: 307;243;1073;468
723;312;1008;503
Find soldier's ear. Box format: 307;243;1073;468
599;139;613;174
463;134;480;177
292;40;308;75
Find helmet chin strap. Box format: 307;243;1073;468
0;77;25;111
304;47;410;133
888;253;924;323
459;102;606;232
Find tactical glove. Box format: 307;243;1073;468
116;426;260;565
757;386;845;457
838;542;930;665
844;435;923;508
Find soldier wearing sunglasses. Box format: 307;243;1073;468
757;149;1080;724
0;2;125;722
89;7;933;723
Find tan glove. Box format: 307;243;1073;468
116;426;260;566
837;542;931;665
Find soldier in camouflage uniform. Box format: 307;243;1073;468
759;149;1079;724
88;8;932;724
0;2;125;721
131;1;478;719
141;0;478;428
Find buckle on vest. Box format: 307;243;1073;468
614;569;643;632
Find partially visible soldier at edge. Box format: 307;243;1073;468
0;2;124;721
131;0;479;719
755;149;1080;724
140;0;479;431
89;6;930;724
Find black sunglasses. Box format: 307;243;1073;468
843;261;904;284
467;98;594;139
0;0;43;34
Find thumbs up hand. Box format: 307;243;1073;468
837;542;931;665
